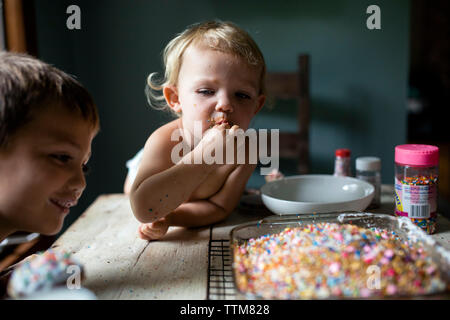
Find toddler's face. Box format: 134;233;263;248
0;103;96;235
173;45;265;144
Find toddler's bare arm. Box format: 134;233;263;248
165;163;256;227
130;124;221;224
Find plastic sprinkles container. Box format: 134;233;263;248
334;148;351;177
394;144;439;234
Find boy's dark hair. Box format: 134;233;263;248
0;51;99;147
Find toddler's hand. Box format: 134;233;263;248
138;218;169;241
199;123;246;165
201;123;230;145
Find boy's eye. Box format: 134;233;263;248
236;92;251;100
51;154;72;163
197;89;215;96
51;154;90;175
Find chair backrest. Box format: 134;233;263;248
265;54;310;174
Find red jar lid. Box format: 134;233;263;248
335;148;351;157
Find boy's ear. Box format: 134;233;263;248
163;85;182;113
254;95;266;115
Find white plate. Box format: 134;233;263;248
260;174;375;215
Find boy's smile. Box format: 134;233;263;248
0;103;97;235
48;198;78;215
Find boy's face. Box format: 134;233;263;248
0;103;96;235
166;45;265;143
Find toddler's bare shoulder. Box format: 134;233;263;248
144;119;181;149
147;119;180;140
135;120;182;181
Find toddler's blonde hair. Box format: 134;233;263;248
146;20;266;116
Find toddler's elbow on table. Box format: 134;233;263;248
214;204;232;223
133;211;149;224
129;192;148;223
131;206;146;224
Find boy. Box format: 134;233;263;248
0;51;99;294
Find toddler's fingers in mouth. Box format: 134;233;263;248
213;122;228;130
229;124;240;134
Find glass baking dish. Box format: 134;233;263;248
230;212;450;299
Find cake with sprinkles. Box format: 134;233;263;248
7;249;83;298
233;222;448;299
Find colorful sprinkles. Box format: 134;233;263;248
400;175;438;186
233;222;447;299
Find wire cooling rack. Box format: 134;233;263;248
207;238;237;300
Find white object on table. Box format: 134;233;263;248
261;174;374;215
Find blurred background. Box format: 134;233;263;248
1;0;449;238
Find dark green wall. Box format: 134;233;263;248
32;0;409;233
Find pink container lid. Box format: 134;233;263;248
395;144;439;166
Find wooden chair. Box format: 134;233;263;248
265;54;310;174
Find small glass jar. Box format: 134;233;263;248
356;157;381;209
334;148;351;177
394;144;439;234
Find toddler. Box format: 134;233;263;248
130;21;266;240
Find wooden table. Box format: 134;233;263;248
53;185;450;299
